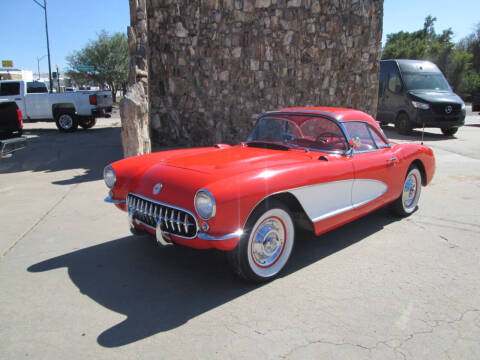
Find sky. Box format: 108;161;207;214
0;0;479;75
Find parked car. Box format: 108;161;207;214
0;99;26;158
104;107;435;282
377;59;466;136
0;80;113;132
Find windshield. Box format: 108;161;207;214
248;115;348;152
402;72;450;91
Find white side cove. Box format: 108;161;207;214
288;179;387;223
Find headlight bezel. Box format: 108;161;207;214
194;189;216;220
103;165;116;189
411;100;430;110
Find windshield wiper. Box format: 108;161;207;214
245;141;291;151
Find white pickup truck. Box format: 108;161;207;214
0;80;113;132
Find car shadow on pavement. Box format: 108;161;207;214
0;127;123;185
381;125;456;142
27;207;398;348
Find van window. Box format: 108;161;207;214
0;82;20;96
387;73;402;93
27;82;48;93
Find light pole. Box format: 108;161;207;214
36;54;47;80
33;0;53;93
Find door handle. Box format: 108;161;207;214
15;98;22;100
386;157;398;167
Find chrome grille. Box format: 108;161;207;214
127;193;198;238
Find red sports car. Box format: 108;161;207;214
104;107;435;282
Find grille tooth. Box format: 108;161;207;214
184;213;189;233
127;194;197;238
170;210;175;230
177;211;182;233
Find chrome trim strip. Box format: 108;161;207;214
104;196;126;204
198;230;243;241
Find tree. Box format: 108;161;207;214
382;16;454;73
382;16;480;99
66;30;129;103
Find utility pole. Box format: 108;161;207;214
33;0;53;93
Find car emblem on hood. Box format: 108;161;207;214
152;183;163;195
445;105;452;114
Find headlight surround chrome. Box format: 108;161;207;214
194;189;216;220
103;165;116;189
411;101;430;110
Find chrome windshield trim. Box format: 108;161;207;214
104;196;126;204
198;230;243;241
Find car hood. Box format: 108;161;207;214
158;145;314;176
407;90;464;104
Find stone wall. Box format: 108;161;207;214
147;0;383;146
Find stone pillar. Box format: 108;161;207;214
147;0;384;147
120;0;151;158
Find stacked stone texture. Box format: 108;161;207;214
147;0;383;146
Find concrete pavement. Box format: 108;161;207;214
0;109;479;359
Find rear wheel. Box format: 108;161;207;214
55;111;78;132
391;166;422;217
79;117;96;129
395;113;412;135
227;201;295;283
441;127;458;136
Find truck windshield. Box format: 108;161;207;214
402;72;450;92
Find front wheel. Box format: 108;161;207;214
55;111;78;132
395;113;412;135
391;166;422;217
227;201;295;283
441;127;458;136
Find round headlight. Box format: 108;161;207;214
194;189;216;220
103;165;116;189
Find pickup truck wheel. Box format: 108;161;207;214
395;113;412;135
441;127;458;136
227;200;295;283
55;112;78;132
79;117;96;129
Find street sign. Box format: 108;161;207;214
77;65;94;72
2;60;13;67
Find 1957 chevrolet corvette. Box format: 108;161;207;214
104;107;435;282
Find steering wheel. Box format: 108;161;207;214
315;132;339;144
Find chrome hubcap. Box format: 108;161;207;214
59;114;73;129
251;217;285;267
403;174;417;208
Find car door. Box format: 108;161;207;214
24;82;51;119
343;122;403;215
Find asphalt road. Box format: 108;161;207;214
1;108;479;359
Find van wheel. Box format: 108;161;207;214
79;117;96;129
441;127;458;136
395;113;412;135
55;111;78;132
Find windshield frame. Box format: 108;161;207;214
249;112;353;155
